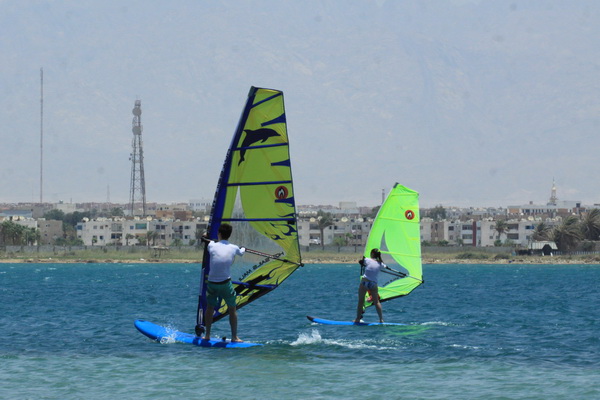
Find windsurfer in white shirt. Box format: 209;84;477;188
202;223;245;342
354;248;400;323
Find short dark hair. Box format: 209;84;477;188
218;223;233;240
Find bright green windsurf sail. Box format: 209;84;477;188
196;87;303;327
363;183;423;308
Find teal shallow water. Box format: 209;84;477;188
1;263;599;399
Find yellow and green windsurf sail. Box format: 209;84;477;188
363;183;423;308
197;87;302;326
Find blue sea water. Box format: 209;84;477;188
1;262;598;399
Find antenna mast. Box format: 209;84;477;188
106;185;111;208
40;68;43;204
129;100;147;216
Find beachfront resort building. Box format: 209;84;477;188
70;214;554;249
75;218;208;247
3;180;596;249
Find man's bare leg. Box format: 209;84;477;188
203;305;214;340
229;306;242;342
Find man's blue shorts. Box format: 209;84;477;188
206;280;237;307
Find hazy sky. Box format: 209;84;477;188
1;0;599;208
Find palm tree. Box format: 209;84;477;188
24;227;40;246
551;216;583;253
580;208;600;241
146;231;158;247
6;223;25;245
333;233;351;252
1;221;13;244
316;211;333;250
63;225;77;244
125;233;135;246
137;235;147;247
493;219;508;243
532;222;552;241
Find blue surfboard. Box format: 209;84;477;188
134;319;262;348
307;315;406;326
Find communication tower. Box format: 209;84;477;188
40;68;44;204
129;100;147;216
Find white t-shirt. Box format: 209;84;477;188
362;257;386;284
207;240;245;282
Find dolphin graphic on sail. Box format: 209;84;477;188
237;128;280;165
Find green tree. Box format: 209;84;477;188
4;222;25;245
532;222;552;241
151;231;159;246
144;231;158;247
125;233;135;246
43;209;65;221
63;225;78;243
580;208;600;241
493;219;508;242
0;221;13;244
503;239;515;247
137;235;147;247
551;216;583;252
365;206;381;219
63;211;91;228
429;205;447;221
332;233;351;252
172;238;183;248
316;211;333;250
24;227;40;246
110;207;125;217
54;237;67;246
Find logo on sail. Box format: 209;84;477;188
275;186;288;199
405;210;415;220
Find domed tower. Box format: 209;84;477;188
548;179;558;206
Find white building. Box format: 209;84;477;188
76;217;210;246
53;201;79;214
297;217;372;247
189;199;212;213
172;220;208;245
76;218;125;246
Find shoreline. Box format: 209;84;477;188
1;255;598;265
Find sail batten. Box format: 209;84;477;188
252;92;282;107
226;180;292;187
234;143;288;151
196;86;302;328
223;218;295;222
